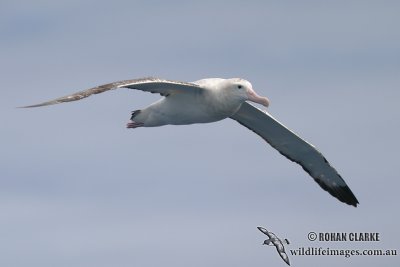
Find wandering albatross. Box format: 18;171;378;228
21;77;359;207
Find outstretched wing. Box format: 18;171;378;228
231;102;359;207
19;77;203;108
277;248;291;266
257;227;273;239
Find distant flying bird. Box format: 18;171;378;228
257;226;290;266
21;77;359;206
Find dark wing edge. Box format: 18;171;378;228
278;251;291;266
274;240;290;266
18;77;202;108
231;102;359;207
257;227;272;238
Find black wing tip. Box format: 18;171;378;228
257;226;269;234
340;185;359;207
315;179;359;207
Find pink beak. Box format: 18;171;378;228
247;89;270;107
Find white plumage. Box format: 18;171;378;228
21;77;359;206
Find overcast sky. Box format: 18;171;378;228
1;1;399;266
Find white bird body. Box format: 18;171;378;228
20;76;359;207
134;78;255;127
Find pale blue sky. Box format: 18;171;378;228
1;1;399;266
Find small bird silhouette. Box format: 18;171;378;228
258;226;290;266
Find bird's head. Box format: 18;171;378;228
262;239;272;245
227;78;270;107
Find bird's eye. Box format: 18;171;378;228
237;85;242;89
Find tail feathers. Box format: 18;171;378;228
127;110;144;129
130;110;141;120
